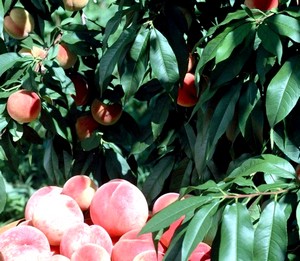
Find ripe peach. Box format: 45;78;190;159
3;7;35;39
0;225;52;260
90;179;149;238
91;99;123;126
69;74;89;106
71;243;110;261
60;223;113;258
56;43;77;70
7;89;41;123
31;194;84;246
51;255;71;261
152;192;184;248
75;114;99;141
188;242;211;261
19;46;47;59
112;229;162;261
62;175;98;211
24;185;63;221
177;73;198;107
133;250;164;261
244;0;278;10
63;0;89;11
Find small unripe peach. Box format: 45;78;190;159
19;46;47;59
7;89;41;123
3;7;35;39
91;99;123;126
56;43;77;70
244;0;278;10
63;0;89;11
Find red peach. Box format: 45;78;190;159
3;7;35;39
75;115;99;141
244;0;278;10
69;74;89;106
7;89;41;123
177;73;198;107
31;194;84;246
133;250;164;261
56;43;77;70
90;179;149;238
63;0;89;11
188;242;211;261
91;99;123;126
152;192;184;248
24;185;63;221
51;255;71;261
60;223;113;258
71;243;110;261
0;225;52;260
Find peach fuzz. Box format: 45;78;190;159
7;89;41;123
19;46;47;59
63;0;89;11
24;185;63;221
177;73;198;107
56;43;77;70
188;242;211;261
60;223;113;258
244;0;278;10
3;7;35;39
71;244;110;261
91;99;123;126
69;74;90;106
31;194;84;246
112;229;163;261
152;192;185;248
51;255;71;261
0;225;52;260
90;179;149;238
75;114;99;141
133;250;164;261
62;175;98;211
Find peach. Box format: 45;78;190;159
152;192;184;248
63;0;89;11
71;243;110;261
60;223;113;258
56;43;77;70
3;7;35;39
112;229;162;261
62;175;98;211
91;99;123;126
90;179;149;238
177;73;198;107
19;46;47;59
133;250;164;261
75;114;99;141
24;185;63;221
69;74;89;106
188;242;211;261
244;0;278;10
51;255;71;261
7;89;41;123
0;225;52;260
31;194;84;246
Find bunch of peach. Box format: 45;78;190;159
0;176;210;260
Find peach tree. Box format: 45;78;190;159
0;0;300;260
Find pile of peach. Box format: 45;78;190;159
0;176;211;260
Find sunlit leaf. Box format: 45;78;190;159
0;171;6;213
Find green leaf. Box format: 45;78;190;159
296;202;300;239
149;28;179;90
0;171;6;214
253;201;288;261
267;14;300;43
218;203;254;261
181;199;220;261
141;196;211;234
227;154;296;180
266;56;300;127
0;53;23;77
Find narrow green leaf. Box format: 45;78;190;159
0;171;6;213
141;196;211;234
266;56;300;127
227;154;296;180
296;202;300;239
0;53;23;77
181;199;220;261
267;14;300;43
218;203;254;261
253;201;287;261
149;28;179;90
